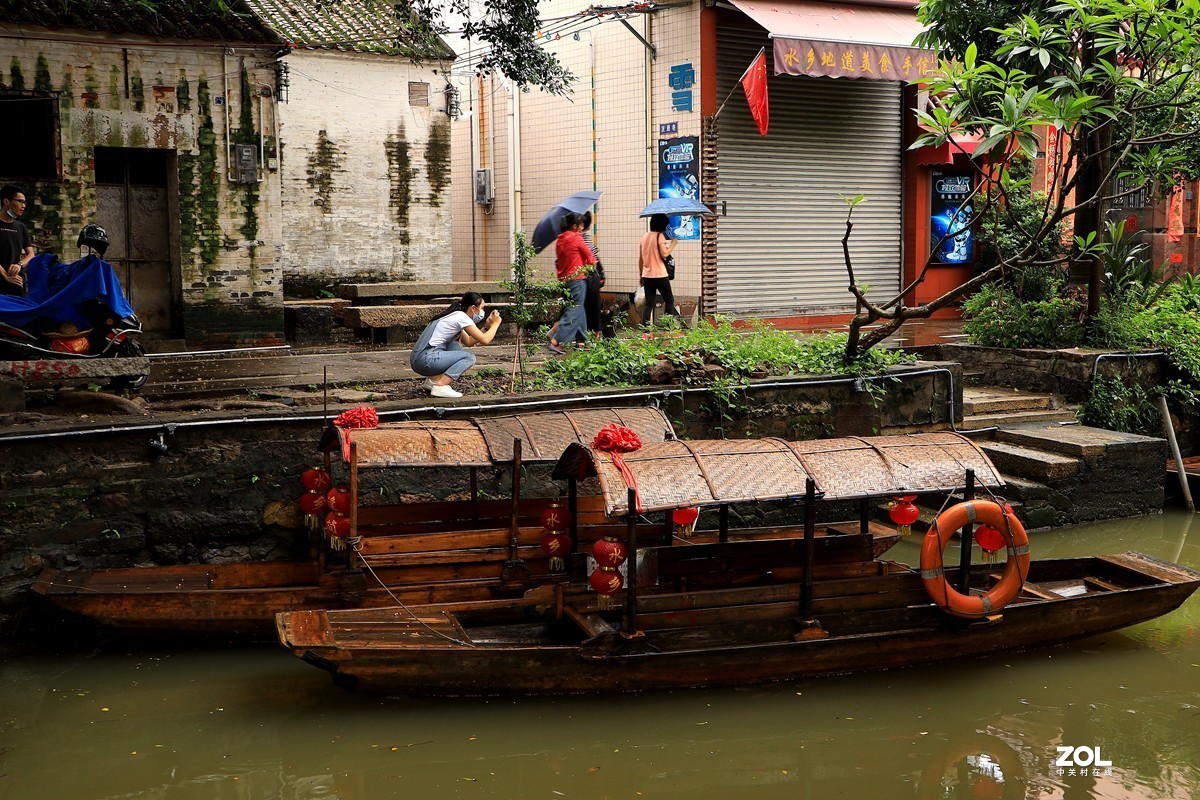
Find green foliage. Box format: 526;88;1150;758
1099;220;1169;310
536;318;915;391
501;231;567;384
962;280;1084;348
1082;376;1199;437
976;159;1068;275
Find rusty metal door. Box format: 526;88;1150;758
94;148;179;335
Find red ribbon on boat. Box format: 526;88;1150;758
592;424;644;513
333;405;379;462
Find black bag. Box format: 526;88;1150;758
663;254;676;281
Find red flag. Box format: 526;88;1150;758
740;48;769;136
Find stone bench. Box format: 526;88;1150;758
343;302;532;345
337;281;511;305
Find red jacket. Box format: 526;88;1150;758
554;230;595;282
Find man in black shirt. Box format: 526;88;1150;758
0;185;34;296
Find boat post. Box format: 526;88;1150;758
719;504;730;543
625;487;639;635
500;438;531;587
801;478;816;619
470;467;479;525
348;440;359;571
859;498;870;535
568;476;579;550
957;469;975;595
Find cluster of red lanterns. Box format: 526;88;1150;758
297;467;352;550
539;503;572;571
590;536;628;609
889;494;920;535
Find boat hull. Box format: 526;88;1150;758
279;555;1200;695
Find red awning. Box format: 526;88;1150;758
913;134;981;165
728;0;937;81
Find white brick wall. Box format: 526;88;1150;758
279;51;453;284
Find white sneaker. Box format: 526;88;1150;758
429;384;462;398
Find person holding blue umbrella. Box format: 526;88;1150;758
548;212;595;354
638;213;679;326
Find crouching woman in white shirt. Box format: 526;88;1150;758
409;292;501;398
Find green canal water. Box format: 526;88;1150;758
3;512;1200;800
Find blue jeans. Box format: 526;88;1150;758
411;340;476;380
556;279;587;346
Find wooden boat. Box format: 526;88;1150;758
274;433;1200;695
30;408;676;635
30;408;901;636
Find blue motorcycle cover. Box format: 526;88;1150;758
0;254;136;330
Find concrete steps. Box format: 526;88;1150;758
960;386;1078;430
979;440;1081;481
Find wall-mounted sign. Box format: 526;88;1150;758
659;122;678;135
669;63;695;112
930;169;975;265
657;135;701;241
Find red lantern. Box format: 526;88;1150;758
672;507;699;525
897;495;918;503
889;499;920;536
592;536;627;568
541;504;568;532
298;490;328;532
324;512;351;550
590;566;624;595
301;467;332;493
672;506;699;539
974;524;1006;558
541;531;572;571
326;485;352;514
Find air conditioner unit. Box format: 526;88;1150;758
474;168;494;205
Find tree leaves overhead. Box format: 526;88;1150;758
448;0;574;95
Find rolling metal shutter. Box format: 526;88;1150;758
715;27;902;315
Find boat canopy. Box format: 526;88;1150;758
319;407;676;468
552;432;1004;516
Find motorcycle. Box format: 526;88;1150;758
0;250;148;391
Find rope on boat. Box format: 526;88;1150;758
348;536;477;648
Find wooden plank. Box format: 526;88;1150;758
1099;553;1197;584
563;606;617;638
1083;576;1123;592
355;495;604;526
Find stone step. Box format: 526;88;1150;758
995;424;1167;462
342;302;518;330
979;441;1081;481
960;408;1079;429
962;387;1055;415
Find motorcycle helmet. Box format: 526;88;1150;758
77;223;109;257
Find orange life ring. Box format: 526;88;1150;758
920;500;1030;619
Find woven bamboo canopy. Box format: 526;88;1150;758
552;432;1004;516
319;407;676;468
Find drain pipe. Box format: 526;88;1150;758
1160;395;1195;512
1090;351;1167;386
0;367;968;445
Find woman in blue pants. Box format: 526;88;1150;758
409;291;501;398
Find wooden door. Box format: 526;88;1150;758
94;147;179;335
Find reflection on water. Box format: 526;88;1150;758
2;512;1199;800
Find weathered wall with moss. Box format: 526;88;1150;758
1;31;284;346
277;51;453;293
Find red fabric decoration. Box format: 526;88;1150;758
592;424;644;514
740;48;769;136
333;405;379;429
592;424;642;453
301;467;332;493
